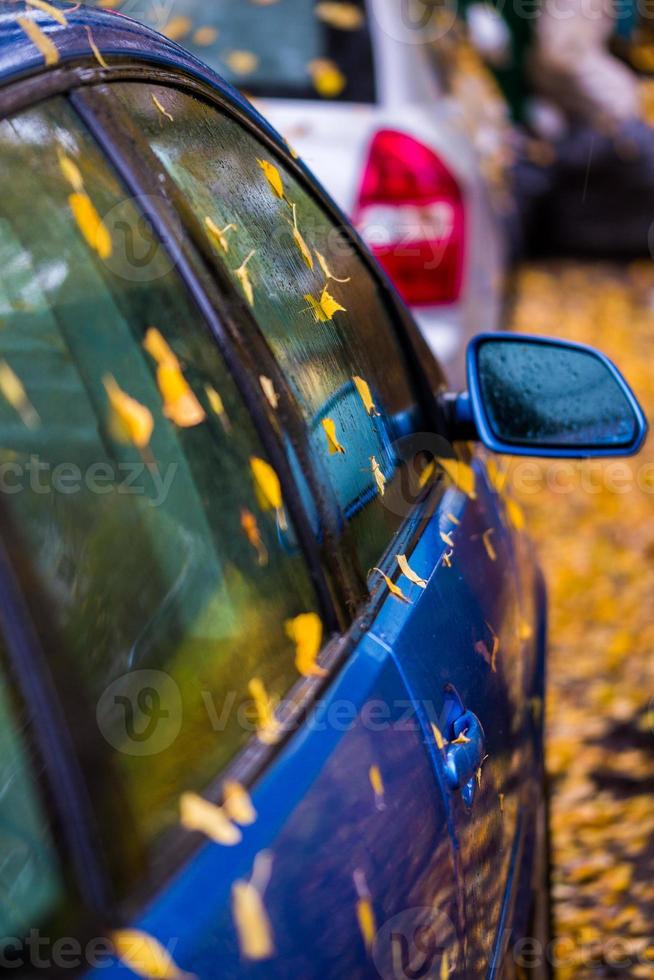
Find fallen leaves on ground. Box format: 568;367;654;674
509;261;654;978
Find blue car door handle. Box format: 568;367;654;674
443;710;485;799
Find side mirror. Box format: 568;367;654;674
448;333;647;458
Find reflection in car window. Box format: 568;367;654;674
112;84;433;577
0;99;319;891
89;0;376;102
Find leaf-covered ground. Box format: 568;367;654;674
508;263;654;978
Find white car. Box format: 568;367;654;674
107;0;511;386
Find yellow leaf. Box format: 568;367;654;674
250;456;282;512
0;360;39;429
303;293;329;323
240;507;268;566
103;375;153;449
162;15;192;41
315;249;351;283
111;930;192;980
440;950;450;980
231;852;275;961
289;203;313;269
26;0;67;25
249;677;281;745
179;792;242;846
235;250;256;306
451;731;471;745
319;285;346;318
205;384;231;433
446;512;460;526
506;497;525;531
485;457;509;493
151;94;174;123
257;159;284;199
372;568;410;604
16;15;59;64
442;550;454;568
193;26;219;46
353;375;377;416
440;530;454;548
396;554;427;589
418;459;436;489
86;26;109;68
371;456;386;496
225;49;259;75
353;869;376;953
499;792;505;814
143;328;205;428
437;457;477;499
308;58;346;98
368;765;384;808
57;149;84;193
68;192;112;260
223;781;257;826
259;375;278;410
315;1;365;29
431;722;446;751
205;216;237;253
322;417;346;455
285;612;325;677
482;528;497;561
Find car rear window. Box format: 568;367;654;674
96;0;376;102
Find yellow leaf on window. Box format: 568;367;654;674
86;26;109;68
440;530;454;548
16;16;59;65
322;417;345;455
223;781;257;826
57;149;84;193
205;216;237;253
193;26;219;46
143;328;205;428
418;459;436;489
111;929;192;980
151;94;174;122
235;250;256;306
396;554;427;589
26;0;68;25
431;722;446;751
442;549;454;568
486;457;509;493
353;869;376;953
499;792;505;814
437;457;477;499
315;1;364;29
162;15;192;42
249;678;281;745
446;512;460;526
259;375;278;410
371;456;386;496
451;731;471;745
372;568;411;604
506;497;525;531
205;384;232;433
231;852;275;961
315;249;351;283
482;528;497;561
368;765;385;810
257;158;284;199
103;375;153;449
308;58;346;98
179;792;242;846
241;507;268;566
303;293;329;323
440;950;450;980
250;456;282;512
285;612;326;677
68;192;112;260
289;204;313;269
353;375;377;416
0;361;39;429
225;49;259;75
319;285;346;318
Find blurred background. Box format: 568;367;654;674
87;0;654;974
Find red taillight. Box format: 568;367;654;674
354;129;465;306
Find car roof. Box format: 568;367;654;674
0;0;271;132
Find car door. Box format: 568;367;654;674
0;91;464;978
111;79;544;972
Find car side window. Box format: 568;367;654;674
0;98;320;893
111;83;434;577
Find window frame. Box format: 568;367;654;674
0;56;452;916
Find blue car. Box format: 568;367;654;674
0;5;646;979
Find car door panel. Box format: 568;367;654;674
92;637;463;979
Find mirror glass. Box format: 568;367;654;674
476;339;638;448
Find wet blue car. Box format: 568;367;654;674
0;5;646;978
